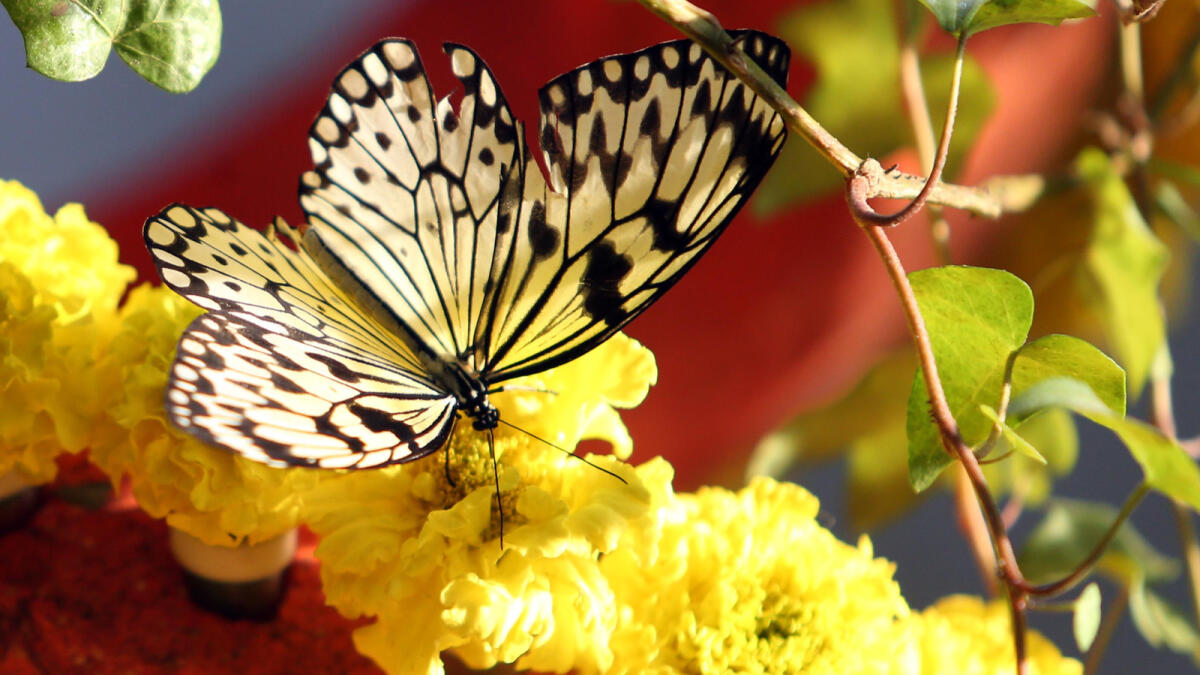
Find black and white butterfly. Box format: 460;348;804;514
145;33;789;472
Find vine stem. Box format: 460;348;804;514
1125;0;1200;637
634;0;1042;217
898;11;953;263
860;224;1031;674
1150;367;1200;634
1083;584;1130;675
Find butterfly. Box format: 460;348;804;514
144;32;789;473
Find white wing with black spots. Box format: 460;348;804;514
481;32;788;379
299;39;522;372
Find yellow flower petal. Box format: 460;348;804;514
88;283;324;545
601;477;915;675
915;595;1082;675
305;332;661;675
0;180;133;483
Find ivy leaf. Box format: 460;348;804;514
1010;378;1200;511
914;0;1096;37
1130;578;1200;655
1073;583;1102;652
2;0;222;92
1076;147;1169;397
1010;333;1126;423
755;0;994;214
1154;180;1200;243
749;351;921;530
1007;376;1111;418
906;266;1033;491
1092;415;1200;513
749;350;915;476
1019;499;1178;585
981;408;1078;506
979;404;1046;463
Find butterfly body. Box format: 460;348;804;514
147;33;789;470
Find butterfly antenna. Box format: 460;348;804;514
495;418;627;485
487;428;504;547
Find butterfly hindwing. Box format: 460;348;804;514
167;311;457;469
146;205;458;467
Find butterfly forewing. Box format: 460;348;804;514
146;205;458;467
299;39;522;372
477;32;789;380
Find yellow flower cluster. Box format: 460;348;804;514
307;327;1080;674
304;333;660;674
0;181;1084;671
601;477;914;674
0;180;133;483
916;596;1082;675
89;283;324;545
0;179;326;545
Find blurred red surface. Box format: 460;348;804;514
4;0;1111;671
83;0;1109;489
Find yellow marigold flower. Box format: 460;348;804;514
915;595;1082;675
601;477;917;675
0;180;134;483
304;332;659;675
87;283;324;545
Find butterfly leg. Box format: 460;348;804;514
487;384;559;397
486;428;505;547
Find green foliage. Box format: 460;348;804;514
1010;334;1126;422
755;0;994;213
981;407;1078;506
1073;583;1102;652
1009;378;1200;510
2;0;221;92
1076;147;1169;397
1019;499;1178;585
906;266;1033;490
1154;180;1200;243
748;351;920;530
913;0;1096;36
978;404;1046;463
1130;578;1200;656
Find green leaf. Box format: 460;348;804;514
1130;578;1200;655
848;421;920;530
1008;376;1113;418
2;0;221;92
979;404;1046;463
1148;155;1200;189
914;0;1096;36
1007;377;1200;510
1073;583;1102;652
1090;415;1200;513
1019;499;1178;585
755;0;994;214
749;350;915;478
748;350;923;530
981;408;1078;505
1154;180;1200;243
1010;334;1126;422
1076;147;1169;396
906;266;1033;491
